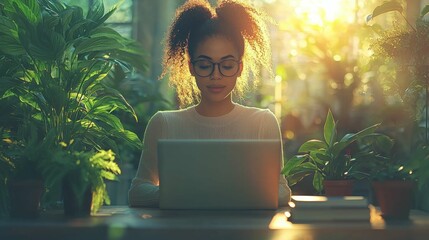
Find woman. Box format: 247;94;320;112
128;0;291;207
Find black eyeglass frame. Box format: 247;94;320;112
190;59;242;77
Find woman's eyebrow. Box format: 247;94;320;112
195;55;237;60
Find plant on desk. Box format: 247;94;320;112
0;0;144;216
362;138;417;220
282;109;390;196
366;0;429;214
41;143;121;216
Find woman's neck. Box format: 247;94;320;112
195;100;235;117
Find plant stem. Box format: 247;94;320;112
400;12;417;32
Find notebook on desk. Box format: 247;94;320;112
157;139;281;210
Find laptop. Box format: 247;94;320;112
157;139;281;210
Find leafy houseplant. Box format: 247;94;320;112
282;109;390;195
367;1;429;144
367;0;429;213
364;139;416;219
43;146;121;216
0;0;144;215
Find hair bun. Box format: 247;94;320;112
169;1;213;53
216;0;258;39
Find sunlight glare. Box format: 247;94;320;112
293;0;351;25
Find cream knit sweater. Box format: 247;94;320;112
128;104;291;207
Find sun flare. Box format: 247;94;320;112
292;0;353;25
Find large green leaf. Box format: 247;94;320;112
360;133;394;155
421;5;429;18
75;36;125;55
313;171;324;193
298;139;327;152
367;1;403;22
90;112;124;131
285;171;310;186
0;16;18;37
27;28;66;61
332;123;380;158
11;0;41;25
0;17;25;55
86;0;105;23
339;123;380;143
309;150;327;166
323;109;336;147
282;155;308;175
285;162;318;186
110;129;142;150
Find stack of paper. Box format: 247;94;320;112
286;195;370;222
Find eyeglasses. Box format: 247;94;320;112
191;59;241;77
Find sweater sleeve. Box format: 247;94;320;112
128;112;164;207
260;110;292;207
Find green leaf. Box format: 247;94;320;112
110;129;142;150
369;133;394;155
313;171;324;193
91;112;124;131
87;0;105;23
330;141;350;160
282;155;308;175
332;123;380;157
421;5;429;18
324;109;336;147
314;152;331;163
12;0;42;25
298;140;327;152
75;36;125;55
368;1;403;21
285;171;310;186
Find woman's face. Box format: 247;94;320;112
189;36;242;105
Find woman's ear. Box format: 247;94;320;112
188;61;195;76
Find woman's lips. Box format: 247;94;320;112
207;85;225;93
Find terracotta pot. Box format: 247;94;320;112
323;180;354;196
8;179;44;219
372;180;414;220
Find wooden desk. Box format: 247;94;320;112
1;206;428;240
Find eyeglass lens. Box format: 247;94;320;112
192;59;239;77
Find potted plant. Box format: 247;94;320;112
0;0;144;216
367;0;429;213
362;140;416;220
0;129;15;219
40;142;121;216
282;109;390;196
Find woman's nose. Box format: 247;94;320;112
210;64;222;80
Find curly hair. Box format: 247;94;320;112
161;0;272;107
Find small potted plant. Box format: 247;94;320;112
40;142;121;217
364;143;416;220
282;109;389;196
